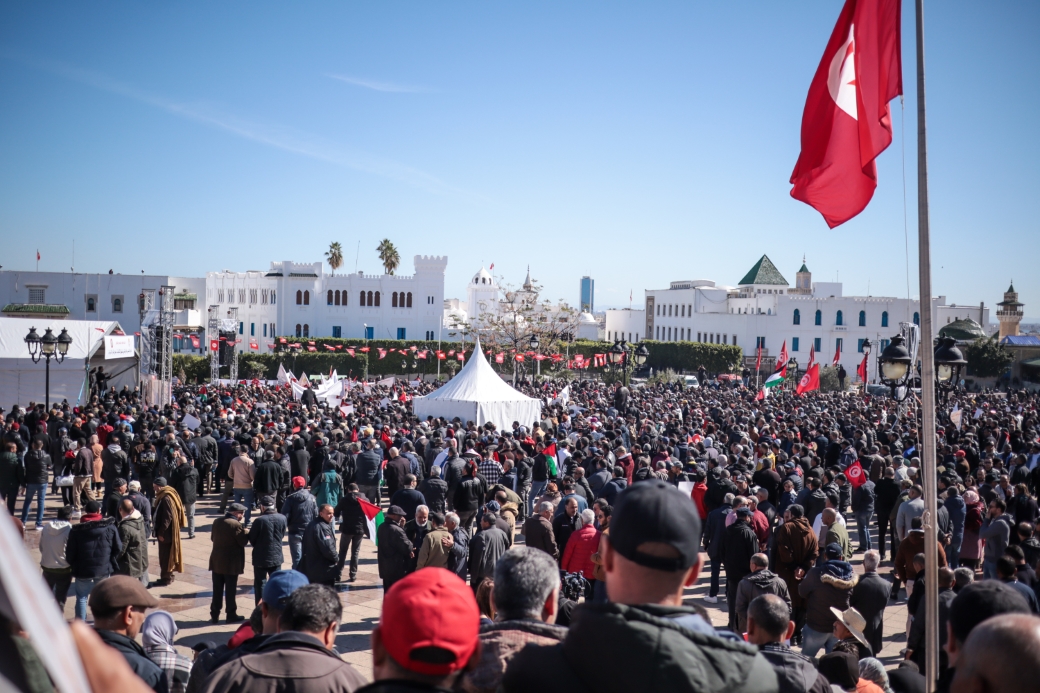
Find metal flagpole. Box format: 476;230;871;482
914;0;940;689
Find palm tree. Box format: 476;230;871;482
325;242;344;275
376;239;400;275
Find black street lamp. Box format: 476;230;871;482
934;336;967;402
25;326;72;410
877;334;913;401
607;339;644;386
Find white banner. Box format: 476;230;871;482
104;334;135;360
182;413;201;431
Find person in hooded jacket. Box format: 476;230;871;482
797;543;859;659
503;480;777;693
40;504;74;607
142;610;192;693
253;451;285;505
66;499;123;620
116;498;150;587
598;466;629;506
735;554;792;634
281;477;318;570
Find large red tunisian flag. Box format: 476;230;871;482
790;0;902;228
796;363;821;396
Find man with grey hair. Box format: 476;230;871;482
418;464;448;514
851;549;889;656
522;501;559;559
463;547;568;693
735;553;791;634
445;512;470;582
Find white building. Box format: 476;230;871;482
0;254;447;355
643;255;991;374
604;308;646;343
0;270;206;345
206;256;447;351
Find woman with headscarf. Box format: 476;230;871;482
858;657;893;693
142;611;192;693
960;490;986;570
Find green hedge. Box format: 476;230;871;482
172;337;744;383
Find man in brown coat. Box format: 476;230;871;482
521;502;558;559
152;477;185;586
416;511;454;570
209;503;249;623
773;504;819;645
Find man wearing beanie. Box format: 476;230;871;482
504;480;777;693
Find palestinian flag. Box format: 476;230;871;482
359;498;384;545
755;364;788;400
542;442;559;477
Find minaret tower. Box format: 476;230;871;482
997;282;1024;339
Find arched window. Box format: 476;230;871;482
113;298;122;312
815;309;822;326
359;291;366;306
881;311;889;327
296;290;302;305
87;297;96;312
327;290;333;305
270;290;275;304
366;290;373;306
392;292;398;308
913;312;920;325
406;292;412;308
295;324;302;337
374;291;380;307
335;290;341;306
303;324;309;337
793;308;801;325
836;310;844;326
303;291;310;305
858;310;866;326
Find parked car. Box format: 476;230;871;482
683;375;700;389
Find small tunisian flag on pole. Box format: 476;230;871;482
833;340;842;365
789;0;902;227
857;353;869;381
755;345;762;372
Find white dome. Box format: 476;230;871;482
578;311;597;324
471;267;494;286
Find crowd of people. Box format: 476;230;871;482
2;369;1040;693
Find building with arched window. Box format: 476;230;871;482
635;254;988;376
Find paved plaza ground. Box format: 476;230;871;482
22;491;910;683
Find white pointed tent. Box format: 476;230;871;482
0;318;138;410
412;338;543;430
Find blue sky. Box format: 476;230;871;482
1;1;1037;317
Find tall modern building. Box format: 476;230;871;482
580;276;594;313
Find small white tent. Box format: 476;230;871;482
412;338;543;430
0;318;138;410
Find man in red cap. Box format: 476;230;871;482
359;567;481;692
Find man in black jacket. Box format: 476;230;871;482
874;468;901;561
170;454;199;539
723;507;762;631
377;505;413;592
299;504;339;587
196;427;219;496
253;450;286;506
418;465;449;514
248;497;287;603
355;438;384;504
503;480;777;693
67;500;122;621
89;575;168;693
850;549;889;656
703;494;734;603
335;484;368;582
21;439;51;529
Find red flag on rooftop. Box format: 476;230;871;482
789;0;902;228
